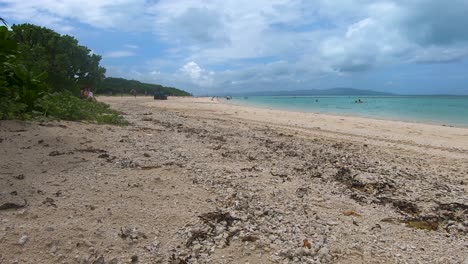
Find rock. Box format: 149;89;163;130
14;174;25;180
18;235;29;245
131;255;138;262
0;192;27;210
193;244;202;256
92;255;104;264
318;246;330;260
294;247;310;256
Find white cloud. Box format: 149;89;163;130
124;44;139;49
105;51;135;58
179;61;214;87
4;0;468;93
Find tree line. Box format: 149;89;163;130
0;21;190;121
97;77;191;96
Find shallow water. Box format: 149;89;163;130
231;96;468;127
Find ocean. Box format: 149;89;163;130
231;96;468;127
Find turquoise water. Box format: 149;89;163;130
231;96;468;127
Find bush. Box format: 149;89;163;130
38;92;128;125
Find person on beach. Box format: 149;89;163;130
82;87;89;98
130;89;137;98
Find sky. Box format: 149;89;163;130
2;0;468;95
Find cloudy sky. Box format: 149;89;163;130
2;0;468;95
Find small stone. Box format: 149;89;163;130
14;174;25;180
318;246;330;260
193;244;202;256
18;235;29;245
92;256;104;264
131;255;138;262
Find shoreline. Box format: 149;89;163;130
159;96;468;156
224;96;468;129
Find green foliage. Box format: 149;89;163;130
0;97;26;119
0;22;126;125
10;24;106;94
1;24;49;118
38;92;128;125
97;77;191;96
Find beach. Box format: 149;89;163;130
1;96;467;263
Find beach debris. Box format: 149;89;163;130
49;150;65;156
144;240;160;254
240;165;261;172
303;239;312;249
241;235;259;242
343;209;362;217
225;229;240;246
13;174;25;180
435;202;468;222
75;147;107;153
98;153;109;158
116;159;139;168
380;217;401;224
186;230;209;247
0;192;27;210
405;215;439;231
119;226;147;241
335;168;396;195
42;197;57;207
377;197;420;215
140;165;162;170
296;187;310;198
199;211;240;229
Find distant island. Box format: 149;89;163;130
226;88;394;96
97;77;192;96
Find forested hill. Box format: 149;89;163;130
97;77;191;96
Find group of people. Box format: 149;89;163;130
81;87;94;100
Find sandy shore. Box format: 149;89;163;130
156;96;468;158
1;96;467;263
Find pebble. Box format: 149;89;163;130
17;235;29;245
318;246;330;260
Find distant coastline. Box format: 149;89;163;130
209;87;468;97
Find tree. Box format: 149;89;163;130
96;77;191;96
0;23;49;118
9;24;105;94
